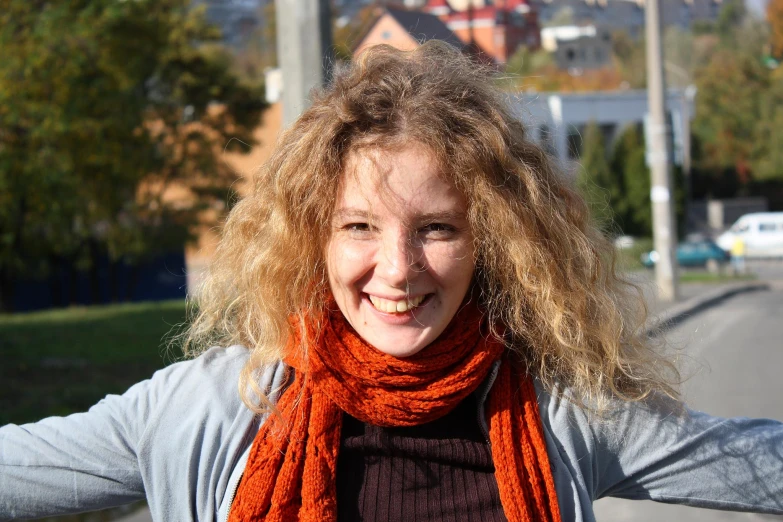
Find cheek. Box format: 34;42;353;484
326;239;375;288
424;241;475;289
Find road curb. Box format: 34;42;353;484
645;281;770;337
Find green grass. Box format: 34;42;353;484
0;300;187;426
678;271;758;283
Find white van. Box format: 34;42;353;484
716;212;783;258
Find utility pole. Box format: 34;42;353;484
275;0;334;127
645;0;679;301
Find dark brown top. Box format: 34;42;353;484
336;393;507;522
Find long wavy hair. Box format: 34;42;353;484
184;41;679;411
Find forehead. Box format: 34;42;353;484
337;144;465;212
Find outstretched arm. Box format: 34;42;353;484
0;380;149;520
593;399;783;513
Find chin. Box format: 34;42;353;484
363;328;434;358
372;342;428;358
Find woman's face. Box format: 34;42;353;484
326;144;475;358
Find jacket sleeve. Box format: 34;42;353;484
592;398;783;513
0;345;258;522
0;380;150;520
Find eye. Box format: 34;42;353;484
345;222;370;232
419;222;458;239
423;223;451;232
340;222;376;238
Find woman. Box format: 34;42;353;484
1;42;782;521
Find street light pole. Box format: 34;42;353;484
275;0;334;127
645;0;679;301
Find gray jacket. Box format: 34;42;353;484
2;345;782;521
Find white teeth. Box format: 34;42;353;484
368;294;426;313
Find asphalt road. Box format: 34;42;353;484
593;282;783;522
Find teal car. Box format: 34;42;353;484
641;239;730;269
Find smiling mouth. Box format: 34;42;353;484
366;294;431;314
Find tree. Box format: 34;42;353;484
684;14;783;210
751;76;783;181
232;1;278;84
611;125;652;236
502;45;623;92
0;0;267;311
577;122;617;229
611;30;647;88
692;44;770;184
769;0;783;59
663;27;696;88
333;6;380;62
716;0;747;39
504;45;554;78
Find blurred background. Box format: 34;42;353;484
2;0;782;521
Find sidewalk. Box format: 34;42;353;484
643;280;770;336
625;269;773;335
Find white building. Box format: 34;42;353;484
513;88;696;172
540;25;613;70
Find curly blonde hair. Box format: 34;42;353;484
185;41;679;411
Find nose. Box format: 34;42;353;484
377;228;422;287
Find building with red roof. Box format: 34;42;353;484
423;0;540;63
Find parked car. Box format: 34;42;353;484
716;212;783;258
641;238;730;271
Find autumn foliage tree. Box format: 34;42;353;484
503;45;625;92
693;47;769;183
769;0;783;59
690;12;783;193
0;0;267;311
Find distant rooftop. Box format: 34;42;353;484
385;7;466;50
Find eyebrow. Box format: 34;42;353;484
414;210;468;223
332;208;467;223
332;208;374;222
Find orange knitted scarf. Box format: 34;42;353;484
228;304;561;522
